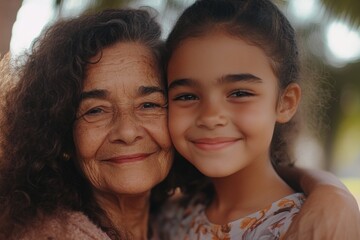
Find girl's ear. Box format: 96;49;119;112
276;83;301;123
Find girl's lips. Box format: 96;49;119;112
103;153;153;164
191;137;241;151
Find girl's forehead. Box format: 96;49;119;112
168;30;277;89
172;31;264;58
169;31;278;82
169;32;274;75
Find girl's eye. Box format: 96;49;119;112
229;90;253;98
173;94;198;101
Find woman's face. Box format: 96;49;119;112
73;42;173;196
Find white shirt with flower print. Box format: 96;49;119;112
156;192;305;240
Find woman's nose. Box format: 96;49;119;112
195;101;228;130
108;112;144;144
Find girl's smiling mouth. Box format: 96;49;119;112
191;137;242;151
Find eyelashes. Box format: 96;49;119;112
171;89;254;102
228;90;254;98
84;107;107;116
141;102;168;109
172;93;198;101
77;105;112;123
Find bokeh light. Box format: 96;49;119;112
326;21;360;63
10;0;55;56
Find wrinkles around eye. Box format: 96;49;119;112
76;105;113;123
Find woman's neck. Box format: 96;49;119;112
207;159;294;225
94;190;151;240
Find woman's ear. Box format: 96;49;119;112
276;83;301;123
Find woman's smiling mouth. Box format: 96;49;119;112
103;153;154;164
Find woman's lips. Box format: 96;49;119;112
191;137;240;151
103;153;153;164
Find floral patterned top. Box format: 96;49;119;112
156;193;305;240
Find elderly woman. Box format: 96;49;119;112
0;9;172;239
0;7;358;240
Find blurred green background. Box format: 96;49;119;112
0;0;359;205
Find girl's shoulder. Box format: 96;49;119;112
12;208;110;240
230;192;306;239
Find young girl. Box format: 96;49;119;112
159;0;318;239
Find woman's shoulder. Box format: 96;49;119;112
159;191;206;218
153;192;207;239
12;208;110;240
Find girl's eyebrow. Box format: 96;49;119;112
218;73;262;84
168;74;262;91
168;78;199;91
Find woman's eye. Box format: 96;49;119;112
84;107;104;115
173;94;198;101
77;106;113;123
229;90;253;98
142;102;162;109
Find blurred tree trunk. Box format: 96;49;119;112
55;0;133;16
319;0;360;171
0;0;22;56
321;0;360;26
84;0;132;13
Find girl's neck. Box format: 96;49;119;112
94;190;151;240
206;159;294;225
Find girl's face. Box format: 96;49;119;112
167;31;298;178
73;42;173;197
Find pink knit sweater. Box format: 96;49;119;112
12;209;111;240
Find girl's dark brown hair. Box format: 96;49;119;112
166;0;302;199
0;8;169;239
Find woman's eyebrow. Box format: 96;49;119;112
138;86;165;96
218;73;262;84
80;89;109;101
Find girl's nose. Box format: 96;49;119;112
195;101;228;130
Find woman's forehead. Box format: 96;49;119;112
82;42;162;98
90;42;156;70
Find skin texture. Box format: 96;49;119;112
167;31;301;224
73;42;173;239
